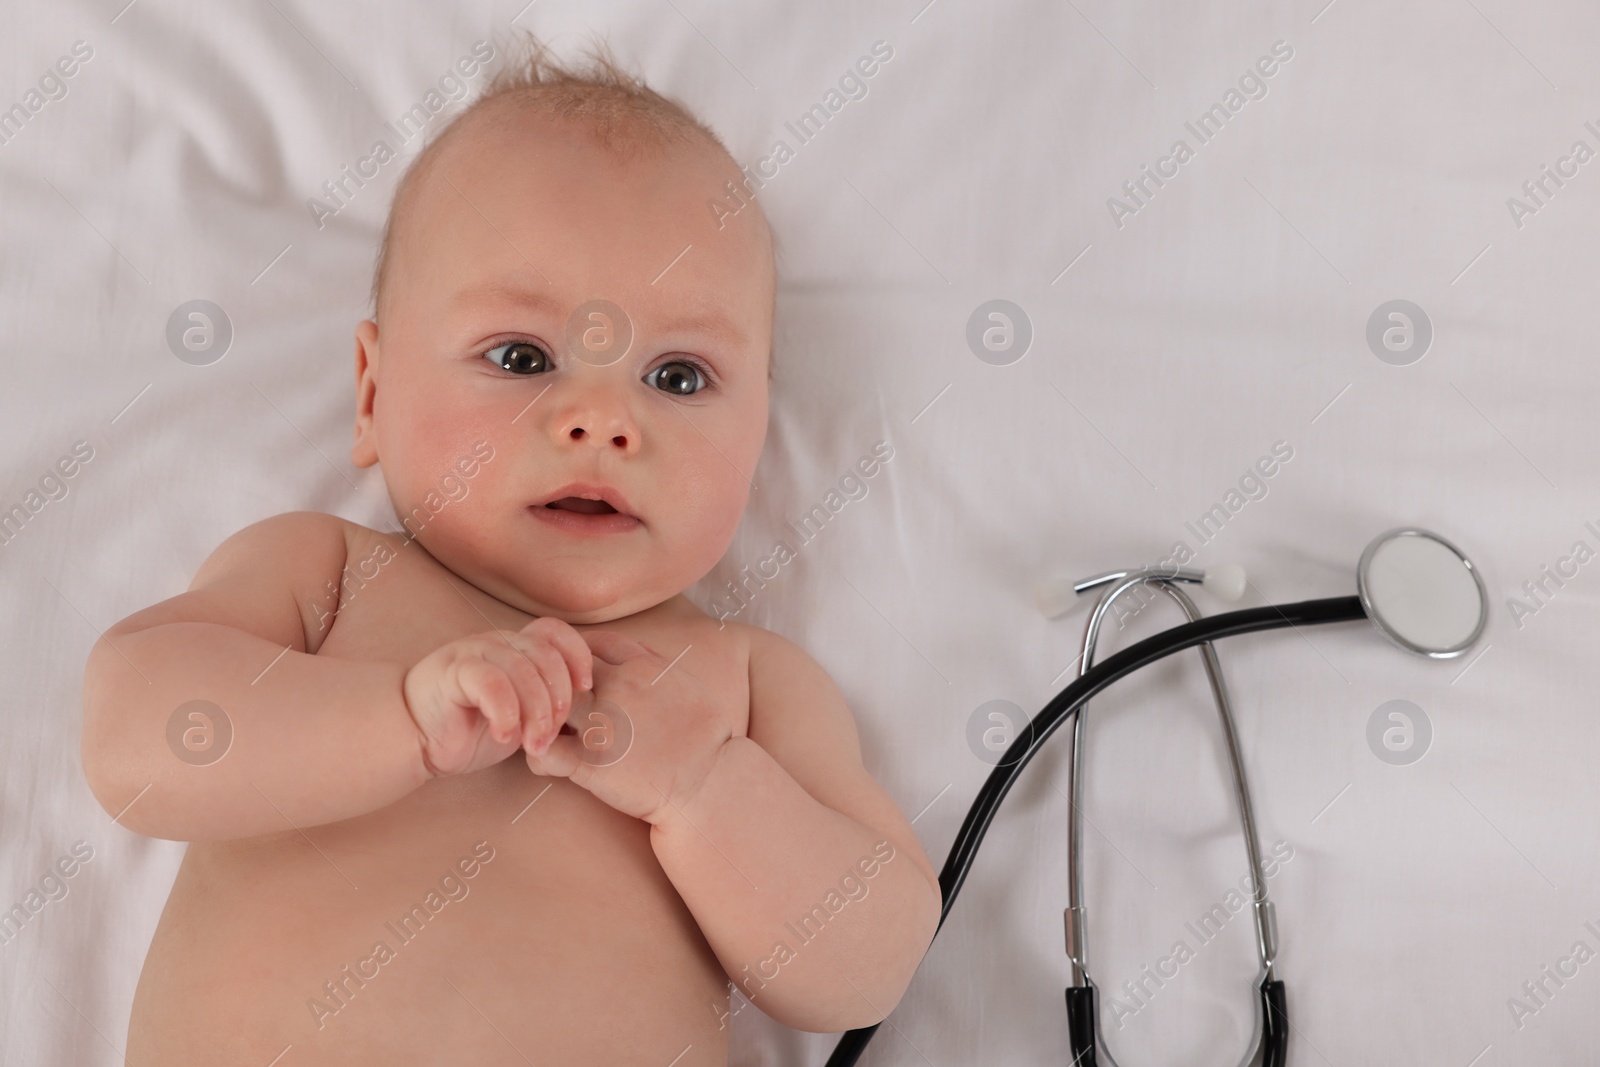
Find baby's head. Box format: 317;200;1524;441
352;34;775;624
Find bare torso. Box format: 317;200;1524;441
127;519;747;1066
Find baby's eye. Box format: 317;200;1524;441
645;360;707;396
484;341;550;375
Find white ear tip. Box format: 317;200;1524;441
1204;563;1247;602
1036;577;1077;619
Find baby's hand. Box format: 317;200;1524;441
402;617;593;778
525;630;733;824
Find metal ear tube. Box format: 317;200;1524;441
1064;568;1284;1067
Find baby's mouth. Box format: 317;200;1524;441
530;483;639;534
529;492;641;536
545;497;617;515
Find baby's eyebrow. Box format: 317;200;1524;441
664;308;747;349
456;280;747;350
452;281;563;319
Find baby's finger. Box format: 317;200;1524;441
521;617;595;692
482;644;551;748
580;629;655;666
524;728;587;784
454;658;520;743
505;629;577;720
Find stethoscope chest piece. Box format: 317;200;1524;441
1356;527;1487;660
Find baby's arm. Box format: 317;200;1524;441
649;627;942;1033
81;511;430;841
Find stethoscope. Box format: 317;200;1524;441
825;527;1489;1067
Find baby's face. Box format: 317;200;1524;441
352;111;774;623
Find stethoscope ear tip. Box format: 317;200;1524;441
1202;562;1248;602
1035;577;1077;621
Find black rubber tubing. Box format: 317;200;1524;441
823;595;1368;1067
1066;976;1286;1067
1065;985;1099;1065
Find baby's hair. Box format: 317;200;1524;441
370;29;777;379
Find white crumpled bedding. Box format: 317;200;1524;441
3;0;1598;1063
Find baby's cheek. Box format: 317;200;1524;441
678;477;749;564
391;360;493;462
378;388;440;477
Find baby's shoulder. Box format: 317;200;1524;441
717;622;866;779
720;619;799;660
713;619;832;696
197;509;352;581
169;511;356;656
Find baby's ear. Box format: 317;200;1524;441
352;320;381;469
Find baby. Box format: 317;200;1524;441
80;34;940;1067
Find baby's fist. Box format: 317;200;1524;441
403;617;594;778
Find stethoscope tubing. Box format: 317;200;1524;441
823;594;1368;1067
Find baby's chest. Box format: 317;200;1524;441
314;533;752;736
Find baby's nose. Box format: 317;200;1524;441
563;421;633;451
556;398;638;453
548;368;642;454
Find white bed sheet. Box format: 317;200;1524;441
3;0;1599;1063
